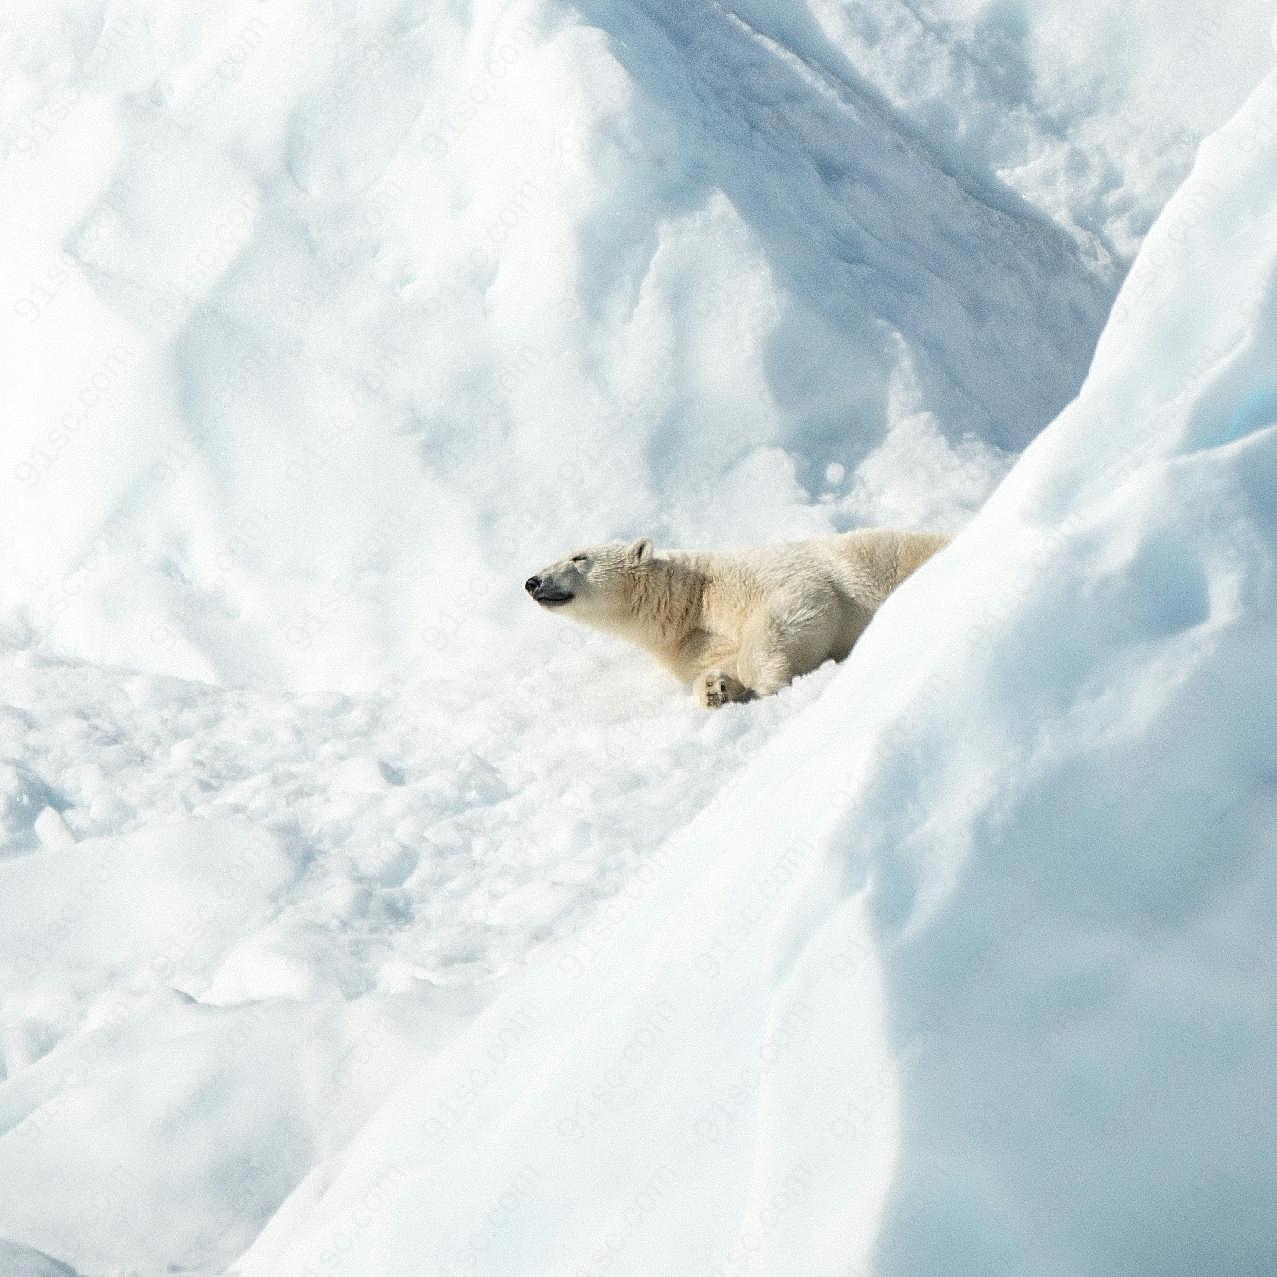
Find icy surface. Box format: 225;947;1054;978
0;0;1209;692
238;64;1277;1275
0;639;834;1271
1;0;1274;1273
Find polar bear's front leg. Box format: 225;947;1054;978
696;667;755;709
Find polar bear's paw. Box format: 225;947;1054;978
697;668;754;709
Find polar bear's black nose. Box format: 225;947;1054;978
524;576;541;594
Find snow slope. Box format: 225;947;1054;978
0;0;1192;693
0;635;844;1272
1;1;1274;1273
234;52;1277;1277
799;0;1276;261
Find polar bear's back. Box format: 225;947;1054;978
663;528;949;650
831;527;952;606
681;528;948;605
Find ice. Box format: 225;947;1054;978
1;0;1274;1273
0;634;836;1271
236;52;1277;1277
0;1239;78;1277
2;0;1135;693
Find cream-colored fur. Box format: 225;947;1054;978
525;528;951;707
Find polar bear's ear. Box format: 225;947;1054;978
627;537;653;565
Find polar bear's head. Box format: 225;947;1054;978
524;538;653;627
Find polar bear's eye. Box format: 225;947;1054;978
570;554;588;564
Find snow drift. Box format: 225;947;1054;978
8;0;1252;693
2;1;1275;1273
235;56;1277;1277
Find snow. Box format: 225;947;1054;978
236;61;1277;1274
0;635;836;1271
2;0;1132;692
0;1239;77;1277
2;0;1275;1273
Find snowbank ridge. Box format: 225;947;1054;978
236;58;1277;1277
2;2;1274;1273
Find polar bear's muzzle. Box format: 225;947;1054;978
525;575;574;606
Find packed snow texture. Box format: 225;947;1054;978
1;0;1275;1273
239;63;1277;1275
5;0;1270;693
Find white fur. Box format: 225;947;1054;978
526;529;950;707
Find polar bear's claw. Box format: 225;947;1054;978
697;668;752;708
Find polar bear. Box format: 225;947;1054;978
524;528;950;707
